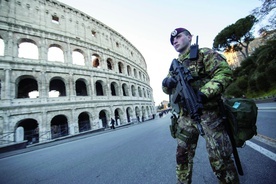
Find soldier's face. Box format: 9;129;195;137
172;32;192;54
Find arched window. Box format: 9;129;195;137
122;83;129;96
134;69;137;78
78;112;91;132
0;37;4;56
16;76;38;98
72;49;85;65
107;58;113;70
96;81;104;96
118;62;124;73
92;54;100;68
48;45;64;62
76;79;88;96
131;85;136;96
18;39;38;59
51;115;68;139
49;78;66;97
110;82;118;96
138;86;142;97
127;65;131;76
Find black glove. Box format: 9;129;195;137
197;91;207;104
162;77;177;89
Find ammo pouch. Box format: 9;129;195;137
175;128;198;144
170;115;178;138
170;116;198;144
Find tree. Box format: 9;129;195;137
224;34;276;97
213;15;257;59
158;102;164;110
251;0;276;33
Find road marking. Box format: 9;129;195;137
246;141;276;162
253;134;276;148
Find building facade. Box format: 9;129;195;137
224;30;275;69
0;0;155;145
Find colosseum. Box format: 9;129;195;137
0;0;155;146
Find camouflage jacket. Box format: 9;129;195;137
162;47;233;114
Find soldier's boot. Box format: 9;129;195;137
213;159;240;184
176;164;192;184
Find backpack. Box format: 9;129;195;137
223;98;258;147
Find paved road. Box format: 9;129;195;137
0;104;275;184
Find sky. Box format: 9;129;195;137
4;0;264;105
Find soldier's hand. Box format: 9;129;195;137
197;91;207;104
162;77;177;89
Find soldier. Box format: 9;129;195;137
162;28;239;184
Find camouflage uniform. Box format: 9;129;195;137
162;48;239;184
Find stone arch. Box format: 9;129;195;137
133;68;137;78
127;65;131;76
50;114;68;139
48;44;64;62
141;106;146;122
131;85;136;96
122;83;129;96
49;77;66;97
78;111;91;132
18;38;38;59
107;58;113;70
95;80;104;96
16;75;38;98
0;36;4;56
146;106;150;118
75;78;88;96
138;86;142;97
16;118;39;144
110;81;119;96
99;109;109;128
143;88;146;98
118;61;124;74
126;107;133;123
135;106;141;122
114;108;124;125
72;49;85;65
92;53;100;68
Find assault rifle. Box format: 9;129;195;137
169;58;205;136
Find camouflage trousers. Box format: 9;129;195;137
175;109;239;184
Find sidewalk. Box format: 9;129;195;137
0;120;154;159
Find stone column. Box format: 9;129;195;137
86;49;91;67
65;41;72;64
90;74;95;98
5;31;14;57
69;72;75;99
39;111;50;143
39;38;47;61
39;71;48;101
4;68;11;101
69;108;77;135
15;126;24;142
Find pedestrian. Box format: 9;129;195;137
110;118;115;129
162;27;239;184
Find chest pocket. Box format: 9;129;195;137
183;59;209;89
184;59;206;79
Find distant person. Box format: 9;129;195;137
162;27;239;183
110;118;115;129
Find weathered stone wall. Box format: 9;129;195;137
0;0;155;145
